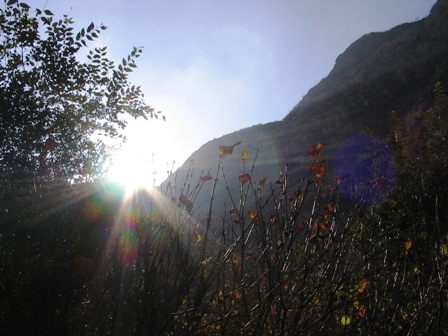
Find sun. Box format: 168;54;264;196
106;117;186;193
107;147;158;192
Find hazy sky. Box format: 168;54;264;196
37;0;437;186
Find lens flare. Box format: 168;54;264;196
334;132;396;205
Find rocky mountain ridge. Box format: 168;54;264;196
164;0;448;215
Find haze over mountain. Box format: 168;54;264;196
163;0;448;217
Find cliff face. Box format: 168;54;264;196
165;0;448;213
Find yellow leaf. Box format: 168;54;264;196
247;208;257;220
219;141;242;160
193;231;202;242
317;141;332;150
441;244;448;256
340;315;351;325
230;256;239;265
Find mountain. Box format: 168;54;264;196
162;0;448;217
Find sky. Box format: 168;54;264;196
37;0;437;187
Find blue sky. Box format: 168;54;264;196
37;0;437;186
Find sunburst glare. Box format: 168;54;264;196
107;117;183;192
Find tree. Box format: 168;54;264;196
354;83;448;334
0;0;161;183
0;2;162;333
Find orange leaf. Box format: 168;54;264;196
230;255;239;264
247;208;257;220
258;175;267;190
317;141;331;150
324;203;335;215
234;290;242;299
357;279;369;293
289;190;302;203
357;305;366;317
244;252;254;260
307;144;320;158
229;208;236;216
405;239;412;254
308;161;325;174
238;173;251;184
314;173;324;180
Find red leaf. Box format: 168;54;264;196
238;173;251;184
44;138;58;151
337;174;351;184
36;153;45;163
179;194;193;212
200;175;212;182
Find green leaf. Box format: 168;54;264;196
44;9;54;16
87;22;94;32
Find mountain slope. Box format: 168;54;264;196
163;0;448;215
